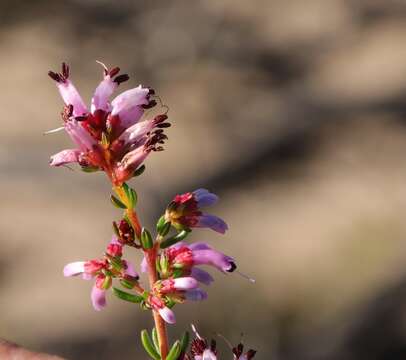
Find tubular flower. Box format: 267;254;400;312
165;189;228;234
63;237;139;311
48;62;170;185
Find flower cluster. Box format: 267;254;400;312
48;62;169;185
182;325;257;360
63;237;139;311
49;62;257;360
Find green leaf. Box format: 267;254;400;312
122;182;137;209
180;331;190;354
166;340;181;360
141;329;161;360
120;279;135;289
113;288;143;303
133;164;146;177
110;195;127;209
141;228;153;249
151;327;160;353
160;229;191;249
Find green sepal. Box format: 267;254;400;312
109;257;123;272
165;297;176;308
141;329;161;360
101;132;110;147
122;182;137;209
166;340;181;360
81;166;99;173
160;229;191;249
172;268;184;279
113;288;143;303
151;327;160;353
110;195;127;209
133;164;146;177
156;215;171;237
141;228;154;249
180;331;190;354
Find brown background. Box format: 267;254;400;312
1;1;406;359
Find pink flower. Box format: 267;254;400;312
48;62;170;185
148;295;176;324
168;242;236;274
63;238;138;311
165;189;228;234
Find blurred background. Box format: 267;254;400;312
2;0;406;359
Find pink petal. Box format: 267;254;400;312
172;277;198;290
56;80;87;116
64;120;97;151
185;288;208;301
190;267;214;285
123;260;139;278
202;349;217;360
50;149;81;167
91;75;117;113
111;86;149;128
91;284;107;311
158;306;176;324
118;119;155;146
63;261;86;277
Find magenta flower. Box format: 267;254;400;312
63;238;138;311
48;62;170;185
165;189;228;234
168;242;236;274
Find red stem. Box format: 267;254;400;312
127;209;169;359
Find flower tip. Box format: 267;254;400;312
158;307;176;324
63;261;85;277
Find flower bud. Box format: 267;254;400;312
141;228;153;249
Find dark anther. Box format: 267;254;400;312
114;74;130;84
75;115;87;122
62;62;69;79
109;67;120;78
210;340;217;352
147;87;155;95
154;114;168;123
157;122;171;128
190;339;207;356
227;262;237;273
233;344;244;357
61;104;74;122
48;71;61;82
141;100;157;109
246;350;257;359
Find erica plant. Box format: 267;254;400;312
48;62;257;360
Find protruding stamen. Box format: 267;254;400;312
235;270;256;283
44;126;65;135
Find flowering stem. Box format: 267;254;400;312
126;209;169;359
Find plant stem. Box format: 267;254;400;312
145;245;169;359
126;208;169;359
